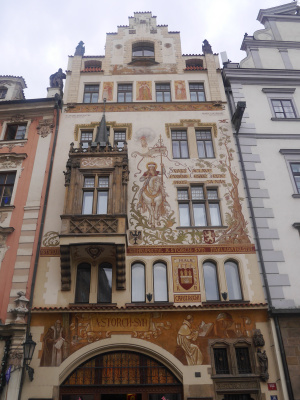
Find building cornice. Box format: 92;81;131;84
242;38;300;51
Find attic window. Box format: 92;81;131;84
185;59;203;69
132;42;154;57
84;60;102;69
0;87;8;99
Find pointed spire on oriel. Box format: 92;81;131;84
94;98;110;147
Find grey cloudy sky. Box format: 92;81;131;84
1;0;289;99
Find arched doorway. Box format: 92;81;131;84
60;350;182;400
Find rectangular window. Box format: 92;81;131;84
213;348;230;374
291;163;300;193
82;175;109;215
271;99;296;118
177;186;221;227
0;88;7;99
4;124;26;140
196;130;214;158
171;130;189;159
117;84;132;102
114;130;126;149
156;83;171;102
0;172;16;206
80;130;93;149
189;83;206;102
83;85;99;103
235;347;252;374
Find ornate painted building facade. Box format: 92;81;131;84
19;13;284;400
222;2;300;399
0;76;61;400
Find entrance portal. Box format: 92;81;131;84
60;351;182;400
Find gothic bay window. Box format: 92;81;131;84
83;84;99;103
0;172;16;206
4;124;26;140
117;84;132;102
75;263;91;303
153;262;168;302
156;83;171;102
225;260;242;301
196;130;214;158
172;130;189;159
291;163;300;193
235;347;252;374
82;176;109;215
213;347;230;374
97;263;112;303
177;186;221;227
203;261;220;301
271;99;296;118
131;262;145;302
189;82;206;102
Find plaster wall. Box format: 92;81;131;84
276;20;300;42
259;47;285;69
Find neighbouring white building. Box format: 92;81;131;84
222;2;300;399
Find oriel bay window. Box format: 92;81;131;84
177;186;221;227
82;176;109;215
75;262;113;304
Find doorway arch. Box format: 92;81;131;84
60;350;183;400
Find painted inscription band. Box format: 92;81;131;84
174;294;201;303
40;247;60;257
127;244;255;255
96;314;150;331
66;103;224;113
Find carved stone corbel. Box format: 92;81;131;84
9;291;29;324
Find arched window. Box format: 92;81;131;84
131;262;145;302
0;87;8;99
132;42;154;57
75;263;91;303
153;262;168;302
203;261;219;301
97;263;112;303
225;260;242;300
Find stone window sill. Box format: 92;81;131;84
271;118;300;121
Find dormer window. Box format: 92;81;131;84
0;87;7;99
132;42;154;58
185;59;204;70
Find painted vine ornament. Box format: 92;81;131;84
129;123;250;246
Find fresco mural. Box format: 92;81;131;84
102;82;114;101
35;310;266;367
129;122;250;246
136;81;152;101
174;81;187;100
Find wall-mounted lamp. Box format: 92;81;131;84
23;333;36;381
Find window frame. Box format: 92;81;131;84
262;88;300;120
203;260;220;302
97;262;113;303
0;87;8;100
171;129;189;159
117;83;133;103
153;261;168;302
177;185;222;227
196;129;215;158
83;84;100;104
75;262;92;303
213;345;230;375
2;122;28;141
189;82;206;102
82;174;110;215
80;130;94;149
114;129;126;150
131;262;146;303
224;259;243;301
132;41;155;58
156;83;171;102
290;162;300;194
0;171;16;207
279;149;300;197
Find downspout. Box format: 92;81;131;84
231;100;294;400
18;94;62;400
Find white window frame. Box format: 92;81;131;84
262;88;300;120
0;120;30;141
279;149;300;197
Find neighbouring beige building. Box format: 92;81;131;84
16;12;285;400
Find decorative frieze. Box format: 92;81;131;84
69;218;118;234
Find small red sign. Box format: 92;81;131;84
268;383;277;391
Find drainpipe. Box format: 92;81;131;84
18;95;62;400
232;101;294;400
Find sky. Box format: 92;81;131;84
1;0;291;99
